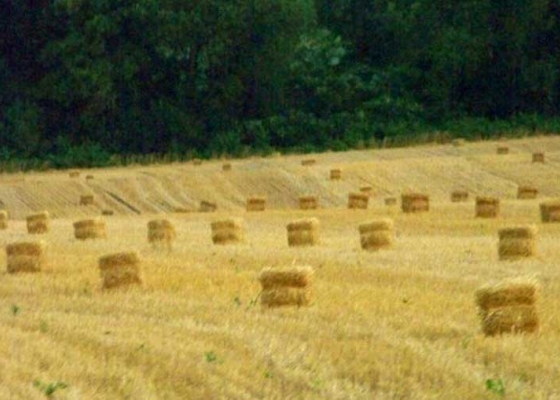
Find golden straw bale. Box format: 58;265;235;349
6;241;46;273
330;169;342;180
481;305;539;336
287;218;319;247
73;219;107;240
532;152;545;163
517;186;537;200
498;226;536;260
86;175;94;180
101;209;114;216
147;219;176;249
401;193;429;213
475;197;500;218
26;211;50;234
98;252;142;289
299;196;318;210
200;200;217;212
451;190;469;202
69;170;80;178
497;146;509;155
79;194;95;206
222;163;232;171
246;197;266;212
475;279;538;311
301;159;316;166
385;197;397;206
259;266;314;290
539;201;560;223
348;193;369;209
0;210;8;230
211;218;244;244
360;186;373;196
359;219;395;251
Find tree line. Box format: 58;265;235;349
1;1;560;168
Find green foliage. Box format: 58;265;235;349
11;304;20;316
205;351;218;363
485;378;506;397
33;380;68;398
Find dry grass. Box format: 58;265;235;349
2;137;560;398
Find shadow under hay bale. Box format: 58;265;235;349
359;219;394;251
69;170;80;178
148;219;176;249
6;241;46;273
200;200;217;213
385;197;397;206
330;169;342;180
532;152;545;163
26;212;50;234
74;219;107;240
299;196;318;210
287;218;319;247
0;210;8;230
246;197;266;212
475;197;499;218
451;190;469;203
259;266;313;308
475;278;539;336
80;194;95;206
211;218;244;245
301;159;316;166
517;186;537;200
401;193;429;213
99;252;142;289
540;201;560;223
497;146;509;155
348;193;368;209
222;163;232;171
498;226;536;260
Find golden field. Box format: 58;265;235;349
1;137;560;399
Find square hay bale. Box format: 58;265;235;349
330;168;342;180
301;159;316;166
26;212;50;234
101;209;114;216
174;207;191;213
497;146;509;155
498;225;536;260
348;193;369;210
299;196;318;210
451;190;469;203
517;186;537;200
246;197;266;212
147;219;176;249
401;193;429;213
481;305;539;336
211;218;244;245
200;200;217;213
86;175;94;180
475;197;500;218
79;194;95;206
259;266;313;308
359;219;394;251
360;186;373;196
73;219;107;240
539;201;560;223
475;278;538;310
5;241;46;273
222;163;232;171
385;197;397;206
193;158;202;166
0;210;8;230
98;252;142;289
69;170;80;178
287;218;319;247
532;152;545;163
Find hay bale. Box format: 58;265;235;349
0;210;8;230
246;197;266;212
539;201;560;223
299;196;318;210
259;266;313;308
222;163;232;171
26;212;50;234
79;194;95;206
497;146;509;155
475;197;500;218
101;209;114;216
401;193;429;213
200;200;217;212
287;218;319;247
451;190;469;203
301;159;316;166
73;218;107;240
348;193;369;209
98;252;142;289
86;175;94;180
517;186;537;200
193;158;202;165
452;138;466;147
5;241;46;273
532;152;545;163
69;170;80;178
360;186;373;196
475;278;539;336
385;197;397;206
359;219;394;251
498;225;536;260
330;168;342;180
147;219;176;249
211;218;244;244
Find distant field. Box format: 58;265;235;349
1;137;560;399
